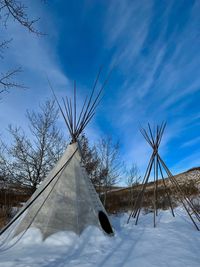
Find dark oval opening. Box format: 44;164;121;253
98;211;114;235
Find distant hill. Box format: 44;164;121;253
105;168;200;213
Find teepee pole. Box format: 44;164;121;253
159;155;200;221
155;154;158;216
148;123;155;146
134;146;156;219
157;159;175;217
158;155;200;230
74;81;76;134
155;126;160;217
62;98;72;130
48;67;110;143
127;152;154;223
135;155;155;225
75;69;102;136
153;157;156;227
75;96;88;137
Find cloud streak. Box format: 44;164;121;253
102;0;200;174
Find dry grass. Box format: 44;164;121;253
105;173;200;213
0;186;31;229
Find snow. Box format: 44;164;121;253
0;208;199;267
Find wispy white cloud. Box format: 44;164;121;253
105;0;153;72
102;0;200;176
181;136;200;148
172;151;200;174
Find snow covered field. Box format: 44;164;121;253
0;209;199;267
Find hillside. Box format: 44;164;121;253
105;168;200;213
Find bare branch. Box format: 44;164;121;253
0;0;44;35
0;38;12;58
96;137;123;206
126;163;141;187
0;67;26;95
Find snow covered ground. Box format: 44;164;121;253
0;208;199;267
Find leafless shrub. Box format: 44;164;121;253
0;99;66;192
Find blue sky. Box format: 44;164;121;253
0;0;200;178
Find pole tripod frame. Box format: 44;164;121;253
127;123;200;231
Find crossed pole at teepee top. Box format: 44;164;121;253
127;123;200;231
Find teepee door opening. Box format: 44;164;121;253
98;211;113;234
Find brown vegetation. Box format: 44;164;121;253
105;170;200;214
0;184;31;228
0;169;199;228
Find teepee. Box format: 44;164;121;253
127;123;200;230
0;71;114;245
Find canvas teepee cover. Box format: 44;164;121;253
10;143;113;239
0;72;114;242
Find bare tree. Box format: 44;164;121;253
78;134;100;185
126;163;141;207
96;137;123;206
0;0;44;95
0;99;66;192
126;163;141;187
0;141;9;183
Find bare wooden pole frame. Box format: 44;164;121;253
128;123;200;231
47;68;112;143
